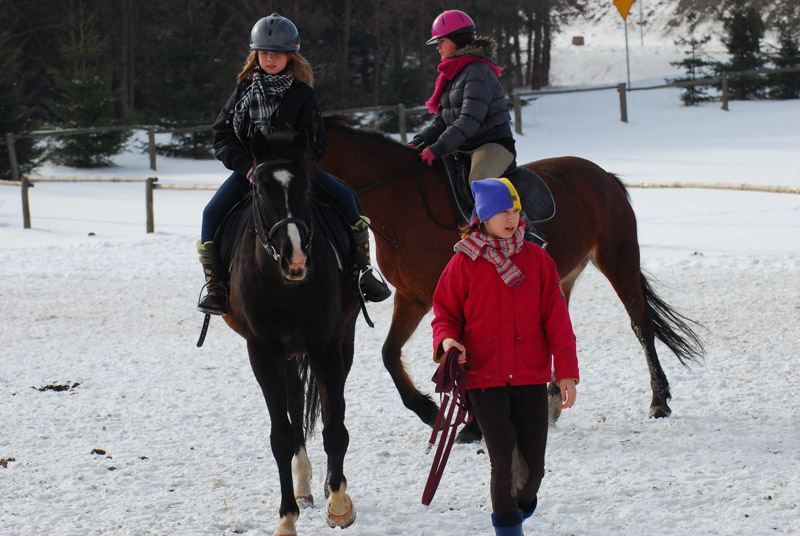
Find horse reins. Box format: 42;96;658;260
422;347;472;506
355;158;461;237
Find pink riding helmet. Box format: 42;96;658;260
426;10;476;45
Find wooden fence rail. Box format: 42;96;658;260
510;65;800;134
5;64;799;232
3;66;798;177
9;175;799;234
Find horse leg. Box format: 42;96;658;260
592;238;673;418
310;349;356;529
382;290;439;426
547;255;592;425
248;342;301;535
286;364;313;508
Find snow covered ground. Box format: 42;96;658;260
2;13;799;536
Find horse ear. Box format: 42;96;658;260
251;129;268;160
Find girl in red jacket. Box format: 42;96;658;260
431;178;579;536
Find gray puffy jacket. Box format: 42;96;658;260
412;37;513;158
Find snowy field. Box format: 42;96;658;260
2;21;800;536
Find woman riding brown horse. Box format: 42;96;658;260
321;116;703;434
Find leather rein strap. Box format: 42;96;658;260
422;347;472;506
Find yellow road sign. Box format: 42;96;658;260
614;0;636;20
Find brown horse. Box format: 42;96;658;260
321;116;703;432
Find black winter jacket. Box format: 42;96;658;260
412;37;514;158
212;78;327;179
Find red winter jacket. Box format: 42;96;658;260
431;242;579;390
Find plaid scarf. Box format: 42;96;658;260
233;69;294;143
453;221;526;287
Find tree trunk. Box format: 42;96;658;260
338;0;352;101
532;9;543;89
117;0;134;117
541;7;551;88
372;1;381;105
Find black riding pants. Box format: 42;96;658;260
467;383;549;516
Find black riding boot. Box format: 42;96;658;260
353;219;391;302
196;240;228;315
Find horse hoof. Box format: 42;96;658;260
325;500;356;529
455;427;482;444
649;405;672;419
273;513;298;536
296;494;314;509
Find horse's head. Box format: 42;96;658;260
250;130;314;281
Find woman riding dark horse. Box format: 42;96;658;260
196;13;389;317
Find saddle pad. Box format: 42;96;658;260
213;194;253;281
506;166;556;224
442;155;555;225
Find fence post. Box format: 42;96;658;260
148;126;157;171
397;103;407;144
146;177;157;233
721;73;729;111
618;83;628;123
5;132;31;229
513;92;523;135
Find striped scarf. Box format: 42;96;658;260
453;221;526;287
233;69;294;143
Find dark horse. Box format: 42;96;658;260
222;131;360;534
321;116;704;433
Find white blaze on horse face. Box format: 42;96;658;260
273;169;306;268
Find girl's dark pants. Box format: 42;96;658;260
201;169;360;243
467;383;548;516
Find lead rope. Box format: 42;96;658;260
422;347;472;506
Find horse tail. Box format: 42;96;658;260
641;272;705;367
608;172;632;202
608;169;705;366
296;355;321;440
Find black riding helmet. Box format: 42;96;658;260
250;13;300;52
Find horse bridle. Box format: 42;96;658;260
356;158;461;233
251;159;314;261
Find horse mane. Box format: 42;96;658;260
323;114;410;149
252;130;314;176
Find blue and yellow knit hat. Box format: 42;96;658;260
470;178;521;222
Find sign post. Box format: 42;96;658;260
614;0;636;89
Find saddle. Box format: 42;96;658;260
442;154;555;247
212;185;354;283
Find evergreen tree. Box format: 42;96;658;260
135;0;238;158
769;20;800;99
670;11;715;106
0;28;43;181
46;0;130;167
716;3;767;100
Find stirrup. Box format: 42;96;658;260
197;280;228;315
357;266;391;303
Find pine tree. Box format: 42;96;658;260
135;0;237;158
716;3;767;100
0;29;43;181
670;11;715;106
46;0;130;167
769;20;800;99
